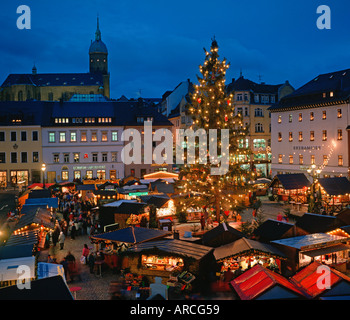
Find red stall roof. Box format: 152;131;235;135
290;261;350;298
230;264;306;300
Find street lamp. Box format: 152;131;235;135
41;163;46;189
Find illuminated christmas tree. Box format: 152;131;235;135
175;38;252;223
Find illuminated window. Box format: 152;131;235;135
59;132;66;142
322;130;327;141
322;111;327;120
299;131;303;142
278;115;282;123
101;132;108;142
278;132;282;142
81;131;87;142
62;171;69;181
49;132;56;142
338;129;343;140
112;131;118;141
323;155;328;165
278;154;282;164
73;153;80;163
338;155;343;166
91;132;97;142
289;155;293;164
311;155;315;165
86;170;93;179
310;112;314;121
338;109;342;118
289;132;293;142
70;132;77;142
310;131;315;141
298;113;302;122
299;155;303;165
289;114;292;122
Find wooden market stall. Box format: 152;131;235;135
99;200;149;229
272;233;350;275
269;173;311;205
230;264;307;300
90;226;172;271
124;239;215;289
213;237;287;276
316;177;350;214
202;222;244;248
290;261;350;300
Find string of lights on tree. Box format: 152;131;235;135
175;38;253;222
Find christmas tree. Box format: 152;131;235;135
175;38;252;223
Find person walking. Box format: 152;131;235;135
58;230;65;250
88;251;96;274
82;244;90;264
70;220;76;240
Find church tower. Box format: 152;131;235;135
89;17;110;98
89;17;108;75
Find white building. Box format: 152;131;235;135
42;101;124;183
269;69;350;178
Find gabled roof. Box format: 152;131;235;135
90;226;171;244
253;219;295;242
127;239;213;261
15;207;55;231
139;195;170;208
202;222;244;247
213;237;286;261
295;213;338;234
230;264;306;300
269;173;311;190
290;261;350;298
317;177;350;196
226;76;283;94
0;275;73;300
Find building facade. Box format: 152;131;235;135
269;68;350;178
226;76;294;177
0;18;110;102
0;101;51;187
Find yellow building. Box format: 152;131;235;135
227;76;294;177
0;101;49;187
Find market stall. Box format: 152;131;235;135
269;173;311;204
124;239;215;290
272;233;350;274
213;237;286;276
316;177;350;214
90;227;172;271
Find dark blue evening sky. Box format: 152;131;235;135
0;0;349;99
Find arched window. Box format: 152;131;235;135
255;123;264;133
254;108;263;117
18;91;23;101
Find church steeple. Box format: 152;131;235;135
95;16;101;41
89;16;108;75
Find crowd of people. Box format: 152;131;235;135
41;189;109;282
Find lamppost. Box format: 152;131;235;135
41;163;46;189
306;164;322;213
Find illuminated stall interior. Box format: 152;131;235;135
315;177;350;214
213;237;286;273
269;173;311;203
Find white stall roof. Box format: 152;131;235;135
0;256;35;282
